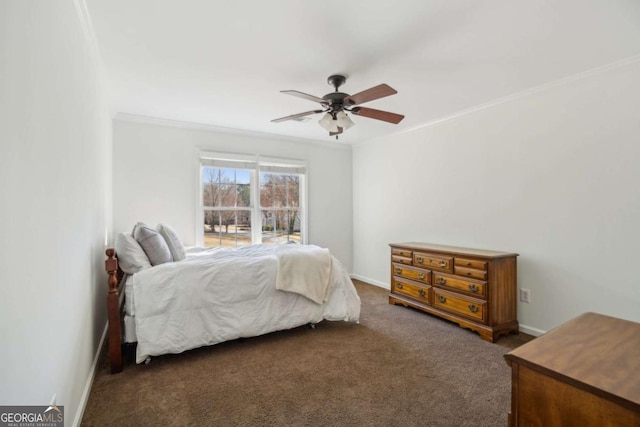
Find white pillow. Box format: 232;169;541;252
114;233;152;274
157;223;186;261
133;222;173;266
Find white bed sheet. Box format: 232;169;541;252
127;244;360;363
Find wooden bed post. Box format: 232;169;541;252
105;249;123;373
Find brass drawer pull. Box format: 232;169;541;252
468;304;479;313
466;272;472;276
417;257;424;264
466;262;472;266
418;289;426;297
468;284;479;293
418;273;425;280
439;261;447;267
397;283;403;289
437;278;446;285
395;268;402;275
437;295;447;303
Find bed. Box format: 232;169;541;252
104;224;361;374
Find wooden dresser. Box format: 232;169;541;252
389;242;518;342
504;312;640;426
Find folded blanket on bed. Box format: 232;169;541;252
275;245;331;304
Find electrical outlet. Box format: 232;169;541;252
520;288;531;303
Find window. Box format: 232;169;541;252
202;166;252;247
260;170;301;244
199;153;306;247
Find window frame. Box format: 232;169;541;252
196;151;307;247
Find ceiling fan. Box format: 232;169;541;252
271;75;404;139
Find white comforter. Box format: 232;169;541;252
130;244;360;363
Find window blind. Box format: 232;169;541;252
200;158;257;170
258;156;306;175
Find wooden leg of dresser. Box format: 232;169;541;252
487;322;520;343
476;329;495;342
389;295;410;308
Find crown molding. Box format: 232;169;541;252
355;54;640;148
114;113;351;150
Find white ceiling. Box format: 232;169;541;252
85;0;640;144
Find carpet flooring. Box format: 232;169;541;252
82;280;532;426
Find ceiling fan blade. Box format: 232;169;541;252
271;110;324;123
344;84;397;106
351;107;404;124
281;90;327;104
329;126;343;136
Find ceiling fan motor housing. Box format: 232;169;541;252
322;92;349;114
324;75;349;115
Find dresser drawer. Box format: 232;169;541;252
392;277;431;305
392;248;412;258
392;255;412;265
454;257;488;271
413;252;453;273
454;266;488;281
433;273;487;299
392;263;430;285
433;289;487;323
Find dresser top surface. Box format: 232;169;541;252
389;242;518;259
505;312;640;407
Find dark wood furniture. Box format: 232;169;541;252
105;249;124;373
504;312;640;427
389;242;518;342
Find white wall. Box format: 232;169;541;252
113;118;353;269
0;1;112;425
352;59;640;334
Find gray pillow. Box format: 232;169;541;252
133;222;173;266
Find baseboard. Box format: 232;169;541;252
350;274;389;290
350;274;547;337
72;321;108;427
518;324;545;337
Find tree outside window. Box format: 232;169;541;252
260;172;301;244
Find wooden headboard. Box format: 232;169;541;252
105;248;124;373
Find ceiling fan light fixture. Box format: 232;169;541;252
335;111;355;130
318;112;340;133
